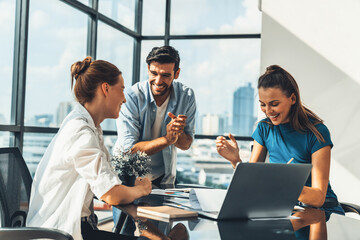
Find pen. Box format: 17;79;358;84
287;158;294;164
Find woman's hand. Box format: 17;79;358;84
101;177;152;205
216;133;241;168
135;177;152;196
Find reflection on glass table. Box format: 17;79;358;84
114;194;360;240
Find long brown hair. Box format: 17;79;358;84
258;65;325;142
70;56;122;105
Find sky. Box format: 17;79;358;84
0;0;262;133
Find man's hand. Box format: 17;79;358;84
165;112;188;145
131;112;191;155
135;177;152;196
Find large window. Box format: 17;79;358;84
76;0;90;6
97;21;134;131
0;132;12;148
142;0;165;36
0;0;16;125
171;39;260;188
98;0;135;31
97;21;134;89
25;0;87;127
171;39;261;136
170;0;261;35
23;133;55;177
2;0;261;190
168;0;261;188
140;40;165;81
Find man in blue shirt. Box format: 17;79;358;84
114;45;196;187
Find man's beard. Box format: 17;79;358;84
151;84;172;96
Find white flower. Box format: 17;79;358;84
111;150;151;178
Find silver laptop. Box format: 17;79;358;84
199;162;312;220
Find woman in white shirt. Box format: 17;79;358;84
26;57;152;240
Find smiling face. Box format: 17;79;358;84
106;74;126;119
258;87;296;125
148;62;179;99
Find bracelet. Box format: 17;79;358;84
135;219;148;233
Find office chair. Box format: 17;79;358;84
0;147;73;240
0;227;73;240
340;202;360;215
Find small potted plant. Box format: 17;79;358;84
111;148;151;186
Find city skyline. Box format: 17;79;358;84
232;83;256;136
1;0;261;129
15;81;259;137
0;0;261;188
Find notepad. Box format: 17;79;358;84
137;206;198;220
151;189;189;198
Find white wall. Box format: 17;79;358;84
259;0;360;205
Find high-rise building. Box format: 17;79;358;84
201;113;229;135
232;83;255;136
219;112;230;135
57;101;75;126
195;110;201;134
202;114;220;135
28;114;53;127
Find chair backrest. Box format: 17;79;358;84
0;227;74;240
340;202;360;215
0;147;33;227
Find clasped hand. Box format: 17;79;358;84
165;112;187;145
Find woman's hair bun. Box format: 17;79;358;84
71;56;92;80
266;65;281;73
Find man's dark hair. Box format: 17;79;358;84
146;46;180;72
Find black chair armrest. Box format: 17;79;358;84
340;202;360;215
10;210;27;227
0;227;73;240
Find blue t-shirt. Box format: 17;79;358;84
252;119;338;201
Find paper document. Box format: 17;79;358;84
137;206;198;219
250;215;300;221
151;189;189;198
164;197;194;209
189;189;227;212
165;188;192;193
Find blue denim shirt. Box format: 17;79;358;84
114;80;196;185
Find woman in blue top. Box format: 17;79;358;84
216;65;344;214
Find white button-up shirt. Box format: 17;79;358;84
26;102;122;240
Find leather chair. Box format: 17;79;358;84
340;202;360;215
0;227;73;240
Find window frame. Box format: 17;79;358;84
1;0;258;153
